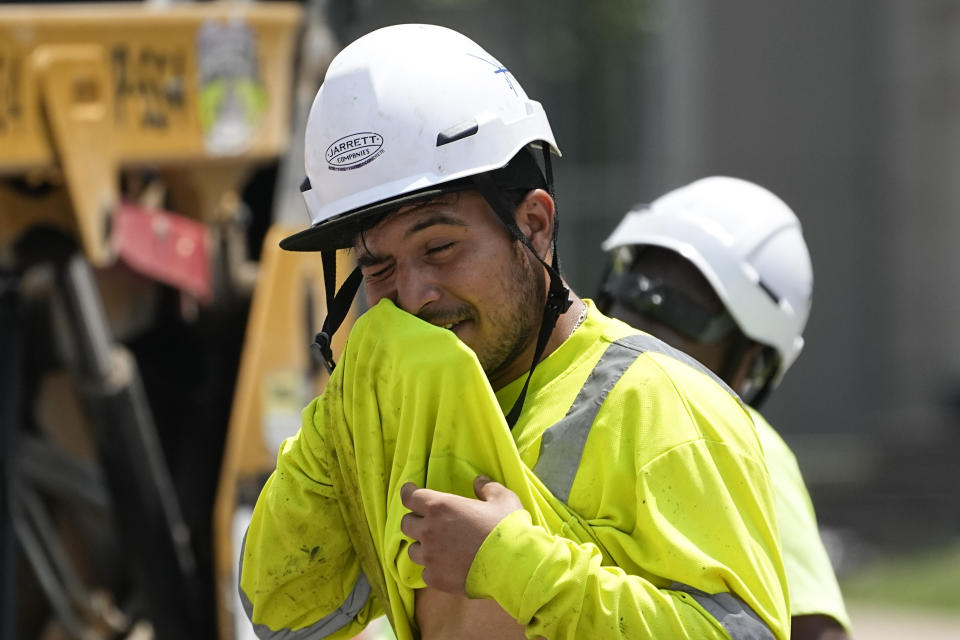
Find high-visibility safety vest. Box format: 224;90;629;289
750;408;851;632
239;299;789;640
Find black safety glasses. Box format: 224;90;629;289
603;271;737;345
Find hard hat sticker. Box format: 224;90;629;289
466;53;517;96
325;132;384;171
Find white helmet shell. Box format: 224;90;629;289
602;176;813;383
283;24;560;252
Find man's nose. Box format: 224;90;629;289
395;265;441;315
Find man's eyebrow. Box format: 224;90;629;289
404;212;467;239
356;251;387;269
355;209;466;268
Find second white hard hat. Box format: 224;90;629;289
602;176;813;383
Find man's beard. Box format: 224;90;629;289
479;244;547;382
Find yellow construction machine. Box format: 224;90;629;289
0;3;358;638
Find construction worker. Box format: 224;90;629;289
598;176;852;640
239;25;788;640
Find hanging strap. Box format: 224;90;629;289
503;271;571;428
541;147;561;273
471;169;572;429
311;250;362;373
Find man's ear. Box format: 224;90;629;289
514;189;555;260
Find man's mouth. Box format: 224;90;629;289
436;318;473;334
420;308;473;332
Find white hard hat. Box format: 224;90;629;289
602;176;813;383
282;23;560;252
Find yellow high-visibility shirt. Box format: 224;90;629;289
751;407;852;632
239;299;789;639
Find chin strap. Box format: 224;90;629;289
472;147;571;429
503;269;571;428
311;250;362;373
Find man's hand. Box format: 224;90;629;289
400;475;523;594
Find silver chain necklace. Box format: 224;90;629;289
572;301;588;332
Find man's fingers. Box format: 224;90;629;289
400;511;424;540
474;475;524;512
401;482;449;514
407;540;424;567
401;482;432;514
474;475;504;501
400;482;420;510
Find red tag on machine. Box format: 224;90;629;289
113;202;212;303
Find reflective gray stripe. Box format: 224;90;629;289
238;531;372;639
533;339;642;501
533;333;740;502
615;333;738;398
671;583;775;640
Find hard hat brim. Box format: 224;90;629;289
280;180;474;252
